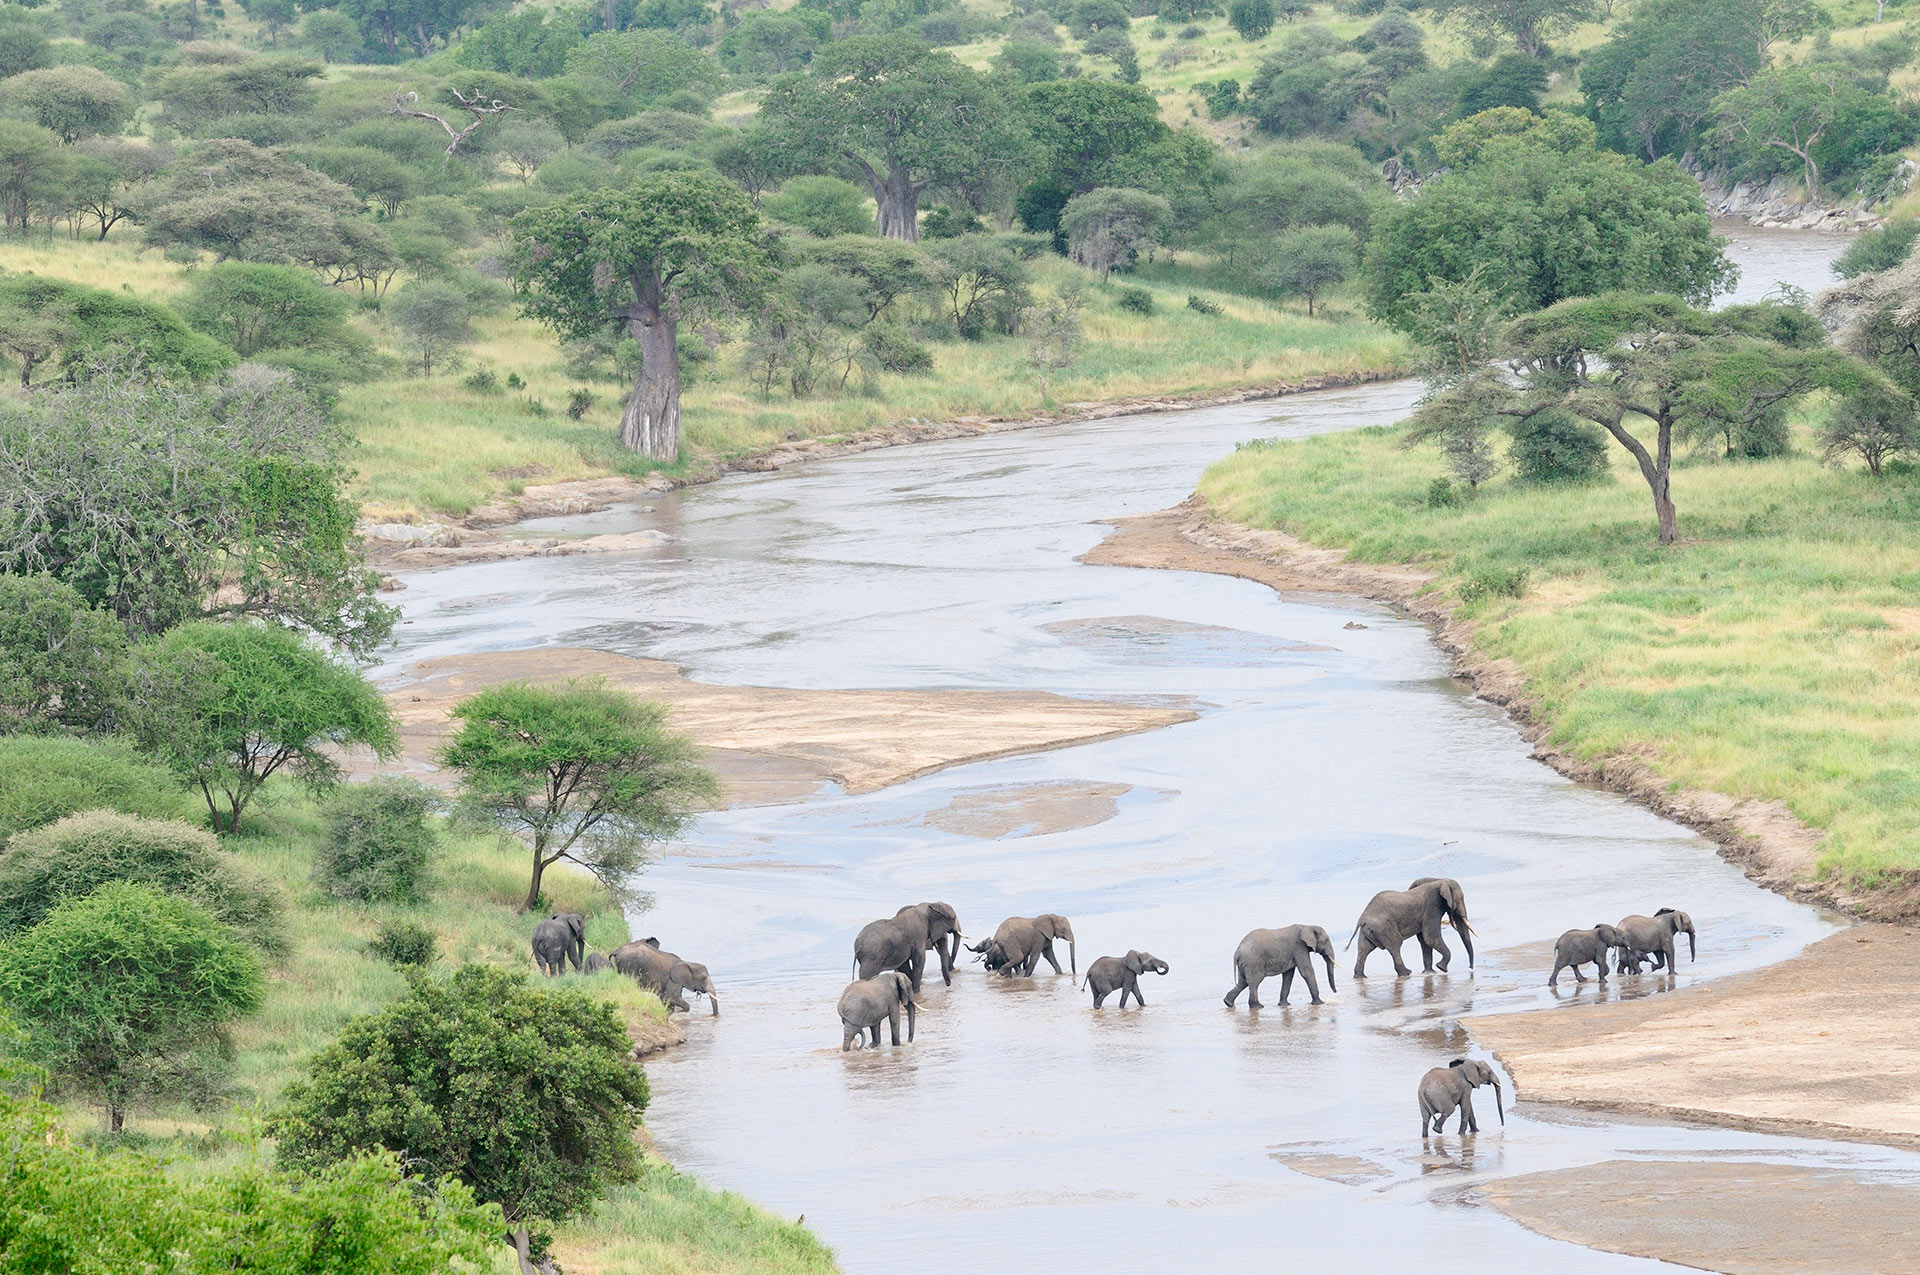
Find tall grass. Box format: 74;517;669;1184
1201;420;1920;893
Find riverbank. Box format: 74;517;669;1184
1088;466;1920;1154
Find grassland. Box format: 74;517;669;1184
1199;417;1920;899
54;788;835;1275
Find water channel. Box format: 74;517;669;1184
385;229;1915;1272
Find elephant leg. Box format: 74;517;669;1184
842;1022;858;1051
1224;967;1249;1008
1246;971;1265;1010
1595;956;1608;982
1354;934;1376;981
1389;938;1413;979
1131;977;1146;1007
1277;968;1295;1007
868;1023;881;1047
1299;959;1323;1005
1427;926;1453;973
1093;985;1108;1008
1573;960;1588;984
1548;958;1563;987
887;1006;901;1046
1417;936;1435;973
907;950;926;993
1040;942;1064;976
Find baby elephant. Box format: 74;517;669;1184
838;970;919;1052
1418;1058;1504;1137
1548;924;1626;986
1085;951;1169;1008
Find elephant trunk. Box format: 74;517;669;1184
707;988;719;1016
1493;1080;1505;1126
1455;910;1476;969
1686;928;1696;962
1319;949;1338;994
1067;937;1076;977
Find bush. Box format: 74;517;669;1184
315;778;436;905
367;919;438;967
1834;218;1920;280
1508;408;1610;483
1116;286;1155;314
1187;293;1223;315
1425;476;1461;507
463;364;503;394
0;882;265;1133
0;737;187;840
567;388;594;419
0;810;286;955
764;175;874;238
0;574;129;734
863;324;934;374
1459;564;1530;603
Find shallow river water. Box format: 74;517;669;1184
386;230;1919;1272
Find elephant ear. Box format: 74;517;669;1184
1124;951;1143;974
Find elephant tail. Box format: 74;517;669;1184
1344;921;1362;951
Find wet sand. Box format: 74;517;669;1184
382;647;1196;804
1092;499;1920;1161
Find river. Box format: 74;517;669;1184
385;229;1914;1272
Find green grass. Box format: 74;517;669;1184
43;790;835;1274
1199;419;1920;897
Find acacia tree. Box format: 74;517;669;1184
1059;186;1170;280
0;66;133;143
759;35;1024;241
1259;224;1357;316
511;172;764;459
1432;0;1597;56
437;680;717;912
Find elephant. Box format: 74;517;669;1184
838;970;918;1051
1085;950;1168;1008
1418;1058;1504;1137
1548;924;1626;986
969;914;1075;978
852;902;962;992
530;912;585;976
582;952;610;975
1616;909;1697;974
1349;878;1474;979
610;939;719;1015
1223;924;1339;1009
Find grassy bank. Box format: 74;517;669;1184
0;237;1404;523
1199;420;1920;900
52;789;834;1275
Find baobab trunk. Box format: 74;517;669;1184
620;280;680;461
872;168;921;242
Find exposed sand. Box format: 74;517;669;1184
1479;1160;1920;1274
381;647;1197;805
1092;499;1920;1161
916;780;1134;840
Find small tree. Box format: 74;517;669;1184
1259;224;1356;316
0;119;70;235
1712;63;1873;199
384;280;472;376
0;574;127;733
764;175;875;238
181;261;353;357
1229;0;1275;41
68;137;164;241
439;680;715;912
126;620;398;834
0;882;264;1133
302;10;363;62
0;66;134;143
512;173;765;460
1432;0;1597;56
1821;382;1918;477
1022;295;1084;399
315;776;437;904
274;964;650;1275
928;234;1032;338
491;116;564;183
1059;186;1170;280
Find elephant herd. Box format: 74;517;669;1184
531;883;1701;1137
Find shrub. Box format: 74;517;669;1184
1116;286;1155;314
315;777;437;905
1425;476;1461;507
0;737;187;840
463;364;503;394
862;324;934;374
367;919;438;967
1187;293;1223;315
763;174;874;238
1459;564;1530;603
1508;407;1610;483
1834;218;1920;280
0;882;265;1133
1179;22;1204;36
567;388;594;419
0;575;129;734
0;810;286;955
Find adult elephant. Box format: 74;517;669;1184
1223;924;1338;1009
853;902;961;991
838;971;918;1051
1350;878;1473;979
610;938;719;1015
530;912;585;976
1616;909;1696;974
970;913;1075;978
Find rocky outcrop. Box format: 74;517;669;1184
1688;158;1911;231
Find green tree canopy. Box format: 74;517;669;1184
0;881;265;1133
1431;0;1596;56
512;172;765;459
152;56;323;133
130;139;376;270
126;620;397;833
1258;223;1357;316
274;964;650;1274
0;574;128;733
0;274;236;387
1710;62;1894;197
1581;0;1784;159
0;118;69;234
0;66;133;143
1362;120;1735;330
1059;186;1170;280
438;679;715;911
765;174;876;237
180;261;354;358
0;369;393;653
0;736;187;840
758;35;1026;241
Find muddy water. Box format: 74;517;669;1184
385;231;1914;1271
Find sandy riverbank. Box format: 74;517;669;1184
381;647;1197;805
1086;498;1920;1164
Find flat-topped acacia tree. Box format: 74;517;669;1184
511;172;764;460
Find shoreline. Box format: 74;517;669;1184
360;368;1406;570
1085;497;1920;1156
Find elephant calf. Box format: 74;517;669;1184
1616;909;1697;974
1548;924;1626;987
1085;951;1168;1008
838;971;918;1051
530;911;585;977
582;952;610;975
1418;1058;1504;1137
1224;924;1338;1009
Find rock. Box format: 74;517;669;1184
1343;621;1368;630
361;521;457;546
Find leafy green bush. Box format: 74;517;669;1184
1508;408;1611;484
1834;218;1920;279
1425;477;1461;508
1459;564;1530;603
0;882;265;1133
315;778;437;904
0;574;128;734
0;810;286;955
863;324;935;374
1187;293;1222;315
0;736;186;839
367;919;438;967
1116;285;1155;314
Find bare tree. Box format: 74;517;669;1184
390;88;516;162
